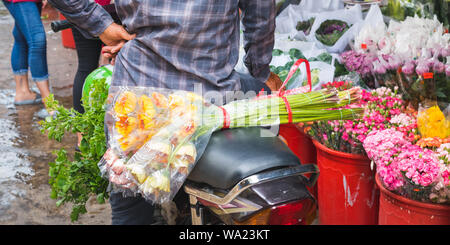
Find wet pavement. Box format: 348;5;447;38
0;5;111;225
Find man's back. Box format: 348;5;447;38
49;0;276;94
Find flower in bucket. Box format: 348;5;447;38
307;86;409;154
429;143;450;204
364;128;449;204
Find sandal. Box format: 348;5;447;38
14;93;42;106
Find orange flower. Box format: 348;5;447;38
118;134;139;152
115;116;138;136
137;114;156;131
416;137;443;148
152;92;169;109
114;91;137;116
179;119;197;138
138;94;156;118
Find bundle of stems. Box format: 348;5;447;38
200;87;363;129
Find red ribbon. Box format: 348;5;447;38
277;59;311;124
278;58;312;93
279;93;293;124
219;106;230;129
256;59;312;125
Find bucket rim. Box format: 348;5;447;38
375;174;450;211
312;139;369;160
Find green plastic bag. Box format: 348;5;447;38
82;64;113;100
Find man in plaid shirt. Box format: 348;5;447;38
48;0;281;224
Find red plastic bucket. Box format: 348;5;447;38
59;13;76;49
376;175;450;225
312;140;379;225
279;124;316;164
279;124;317;197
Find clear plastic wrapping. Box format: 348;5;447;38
99;87;221;203
98;84;362;204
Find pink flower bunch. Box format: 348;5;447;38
364;129;442;196
308;86;410;154
364;129;409;190
341;87;404;152
340;50;376;77
389;113;418;142
398;144;441;187
427;143;450;204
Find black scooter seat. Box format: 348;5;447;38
187;127;300;190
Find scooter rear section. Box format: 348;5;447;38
183;127;319;225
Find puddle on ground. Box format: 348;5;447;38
0;87;97;224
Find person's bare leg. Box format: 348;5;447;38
77;132;82;147
14;74;37;102
34;80;51;104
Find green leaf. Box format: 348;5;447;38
272;49;283;56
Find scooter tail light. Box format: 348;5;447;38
268;199;316;225
234;199;316;225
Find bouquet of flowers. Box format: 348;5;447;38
99;85;363;204
417;102;450;139
342;15;450;107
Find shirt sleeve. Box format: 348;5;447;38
48;0;114;37
238;0;276;83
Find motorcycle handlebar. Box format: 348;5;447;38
50;4;120;33
51;20;73;33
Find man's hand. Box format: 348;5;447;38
99;23;136;65
265;72;284;92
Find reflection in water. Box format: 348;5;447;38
0;89;34;221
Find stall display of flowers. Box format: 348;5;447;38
306;81;449;204
307;84;410;154
364;130;449;204
340;15;450;107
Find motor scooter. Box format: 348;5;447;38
177;126;319;225
52;20;320;226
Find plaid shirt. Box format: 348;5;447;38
48;0;275;94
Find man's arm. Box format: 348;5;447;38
238;0;276;84
48;0;113;38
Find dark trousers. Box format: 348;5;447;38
72;28;103;114
109;71;270;225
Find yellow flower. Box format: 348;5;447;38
168;94;185;110
418;105;450;139
138;94;156;118
186;92;203;102
114;91;137;116
127;164;148;184
115;116;138;136
137;114;156;131
145;170;170;193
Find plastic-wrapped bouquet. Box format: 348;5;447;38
346;15;450;107
100;84;363;204
417;102;450;139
